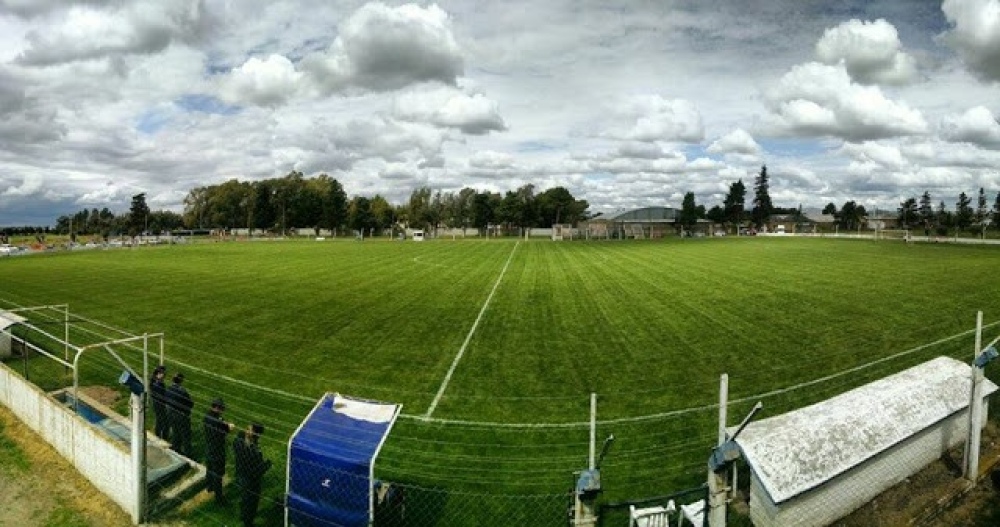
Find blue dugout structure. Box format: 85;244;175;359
286;393;401;527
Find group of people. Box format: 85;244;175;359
150;365;272;527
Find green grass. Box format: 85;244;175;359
3;237;1000;525
0;419;30;472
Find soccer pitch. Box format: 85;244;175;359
2;237;1000;517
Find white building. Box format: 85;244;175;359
734;356;998;527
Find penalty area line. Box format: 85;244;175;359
423;241;520;419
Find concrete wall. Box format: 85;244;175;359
0;362;135;520
749;405;987;527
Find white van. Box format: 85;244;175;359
412;230;425;242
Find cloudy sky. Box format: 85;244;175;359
1;0;1000;225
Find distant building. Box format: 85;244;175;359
581;207;714;238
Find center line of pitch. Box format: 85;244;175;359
423;241;520;418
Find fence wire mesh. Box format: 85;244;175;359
4;304;1000;526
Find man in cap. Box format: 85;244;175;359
234;423;272;527
204;397;234;504
149;365;168;439
165;372;194;457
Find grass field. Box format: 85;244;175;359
3;236;1000;525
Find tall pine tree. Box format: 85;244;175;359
751;165;773;228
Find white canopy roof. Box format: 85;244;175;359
734;356;998;504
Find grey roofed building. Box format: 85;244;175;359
733;356;998;527
606;207;680;222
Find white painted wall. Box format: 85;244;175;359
0;363;135;521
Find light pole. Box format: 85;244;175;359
964;310;1000;483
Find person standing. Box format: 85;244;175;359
149;365;168;439
203;398;234;505
166;373;193;457
234;423;272;527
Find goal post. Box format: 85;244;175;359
877;229;911;242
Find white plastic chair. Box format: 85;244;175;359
629;500;675;527
679;499;705;527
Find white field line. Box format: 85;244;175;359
423;241;520;419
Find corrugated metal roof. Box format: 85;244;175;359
734;356;998;504
607;207;679;222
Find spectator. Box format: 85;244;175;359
204;398;234;505
149;365;168;439
166;373;193;457
234;423;272;527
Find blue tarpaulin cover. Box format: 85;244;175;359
286;393;400;527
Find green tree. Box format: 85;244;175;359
347;196;374;234
836;201;866;230
472;192;498;235
993;191;1000;231
976;187;988;236
706;205;725;225
936;201;952;235
317;175;347;235
370;195;394;235
128;193;150;236
536;186;589;226
822;203;837;215
407;187;433;231
955;192;973;232
679;192;702;231
751;165;773;228
918;191;934;232
897;197;917;229
513;184;537;230
723;180;746;227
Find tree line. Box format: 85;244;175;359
10;165;1000;239
40;172;590;238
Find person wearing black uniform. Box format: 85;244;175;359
149;365;168;439
234;423;272;527
204;398;233;504
166;373;194;457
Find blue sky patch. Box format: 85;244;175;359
174;94;241;115
135;108;172;135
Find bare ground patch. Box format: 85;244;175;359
0;405;132;527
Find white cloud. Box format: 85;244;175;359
707;128;761;155
940;106;1000;146
605;95;704;143
219;54;302;107
380;162;419;180
468;150;514;169
941;0;1000;82
815;19;917;85
302;2;463;94
15;1;213;66
393;83;505;134
764;62;928;141
0;0;114;18
839;142;908;169
0;68;65;147
617;141;667;159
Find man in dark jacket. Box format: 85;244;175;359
234;423;272;527
204;398;233;504
166;373;194;457
149;365;168;439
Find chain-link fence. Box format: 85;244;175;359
5;302;1000;526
